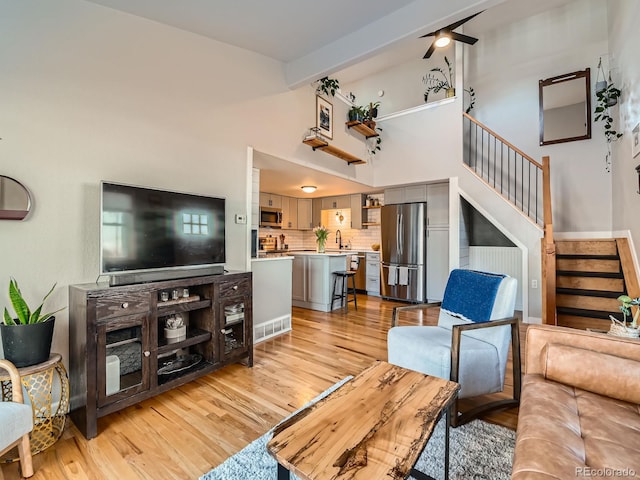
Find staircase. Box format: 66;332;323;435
462;113;640;328
555;239;625;331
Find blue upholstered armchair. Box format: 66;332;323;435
0;359;34;478
387;269;521;427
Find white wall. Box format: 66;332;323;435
466;0;611;233
608;1;640;263
0;0;376;365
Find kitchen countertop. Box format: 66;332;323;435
252;255;294;262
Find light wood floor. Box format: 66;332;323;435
1;295;525;480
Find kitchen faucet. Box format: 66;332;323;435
336;229;342;249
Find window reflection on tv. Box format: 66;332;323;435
101;182;225;274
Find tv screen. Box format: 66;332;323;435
101;182;225;276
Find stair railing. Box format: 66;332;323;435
463;114;556;324
463;113;543;226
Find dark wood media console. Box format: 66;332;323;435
69;271;252;439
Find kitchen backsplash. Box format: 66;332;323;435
259;193;383;251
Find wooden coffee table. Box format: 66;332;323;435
267;361;460;480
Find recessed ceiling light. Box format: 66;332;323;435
301;186;317;193
434;33;451;48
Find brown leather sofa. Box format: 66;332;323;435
512;324;640;479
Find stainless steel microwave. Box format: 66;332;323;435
260;207;282;228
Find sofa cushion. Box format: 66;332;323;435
512;375;640;479
544;343;640;404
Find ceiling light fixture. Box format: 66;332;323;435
301;186;317;193
434;33;451;48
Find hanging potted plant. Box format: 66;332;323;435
594;82;623;142
1;278;65;367
423;56;455;102
315;76;340;97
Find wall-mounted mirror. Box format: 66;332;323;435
0;176;32;220
539;68;591;145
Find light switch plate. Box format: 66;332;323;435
235;214;247;224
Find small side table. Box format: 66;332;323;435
0;353;69;461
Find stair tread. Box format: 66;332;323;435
556;270;624;279
556;254;619;260
556;288;624;298
556;307;615;319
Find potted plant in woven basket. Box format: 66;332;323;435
608;295;640;338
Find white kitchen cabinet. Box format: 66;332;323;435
383;185;427;204
312;198;322;228
290;253;348;312
426;227;449;302
297;198;313;230
404;184;427;203
427;183;449;227
350;194;364;229
365;252;380;296
321;195;350;210
291;256;307;302
383;187;404;205
282;196;298;230
259;192;282;208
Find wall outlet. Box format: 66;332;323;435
531;279;538;289
235;214;247;224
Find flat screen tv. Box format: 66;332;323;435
101;181;225;286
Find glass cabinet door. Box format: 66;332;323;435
97;314;150;407
219;298;249;360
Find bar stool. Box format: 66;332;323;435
332;256;359;312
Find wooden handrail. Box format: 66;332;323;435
463;113;543;169
541;156;557;325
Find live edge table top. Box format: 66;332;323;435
267;361;460;480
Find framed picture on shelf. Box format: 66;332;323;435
633;123;640;158
316;95;333;140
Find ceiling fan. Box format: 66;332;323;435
420;12;482;59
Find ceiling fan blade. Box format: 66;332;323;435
423;42;436;59
445;11;483;31
419;30;436;38
449;31;479;45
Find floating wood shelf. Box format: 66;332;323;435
346;121;379;138
362;222;381;226
302;138;366;165
363;205;382;209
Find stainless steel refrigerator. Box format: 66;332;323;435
380;203;426;302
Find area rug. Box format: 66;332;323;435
200;378;515;480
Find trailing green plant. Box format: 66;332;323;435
367;127;383;156
594;82;623;142
423;56;454;102
464;87;476;114
2;278;64;325
316;76;340;97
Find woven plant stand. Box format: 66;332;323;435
608;316;640;338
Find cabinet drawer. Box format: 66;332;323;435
219;276;251;297
95;292;150;320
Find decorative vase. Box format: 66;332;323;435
0;316;55;367
316;240;326;253
446;88;456;98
